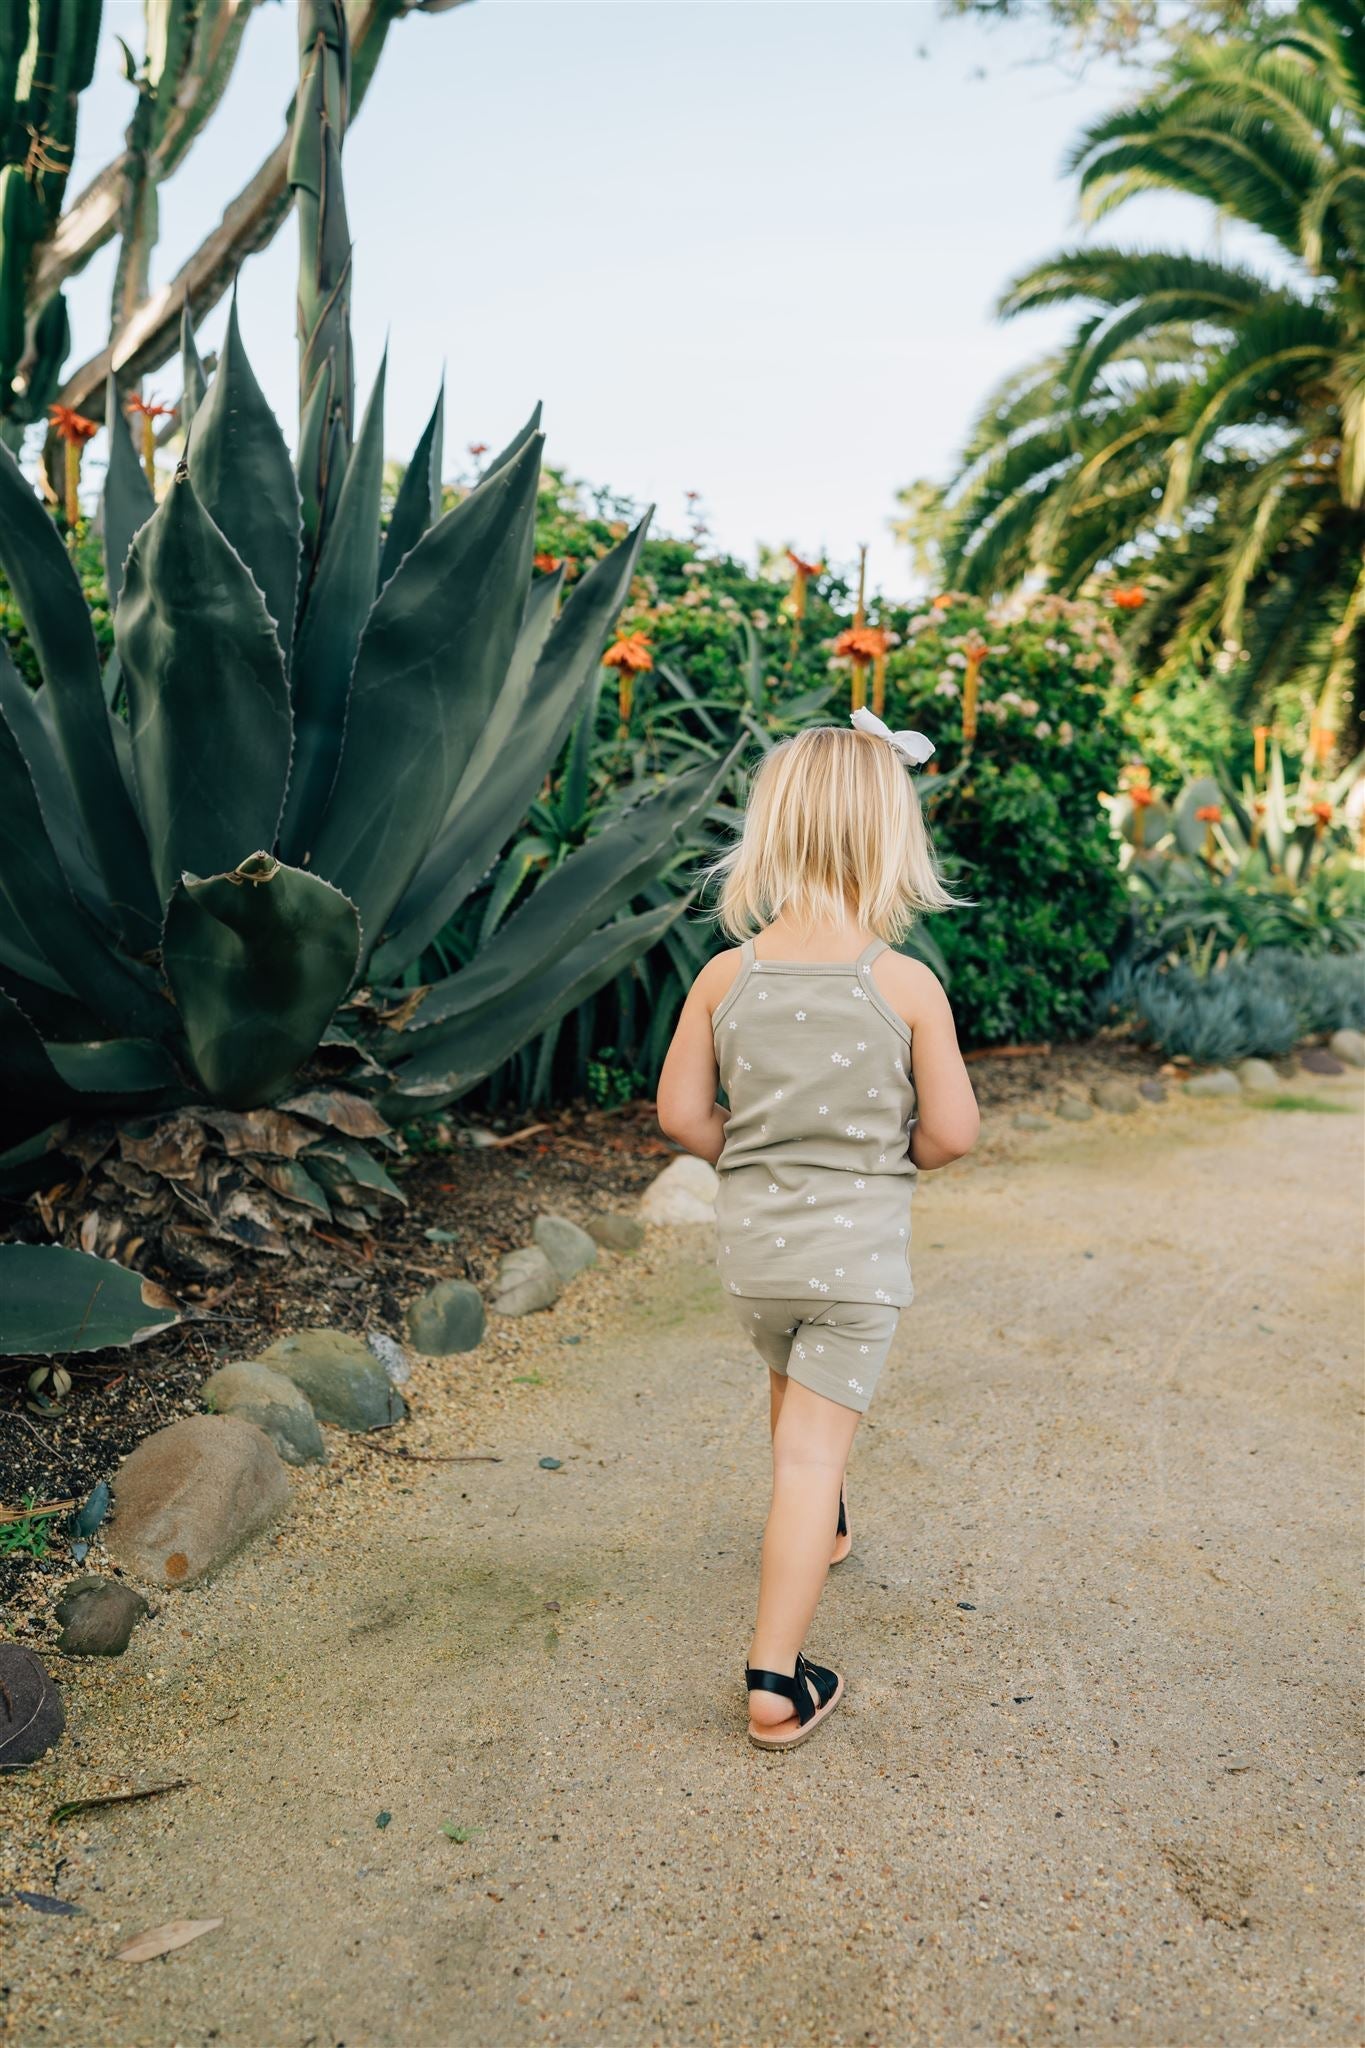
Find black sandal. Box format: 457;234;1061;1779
745;1650;844;1749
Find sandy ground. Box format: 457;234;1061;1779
3;1081;1362;2048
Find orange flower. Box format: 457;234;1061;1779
832;626;888;662
468;441;489;459
49;404;100;531
960;630;988;743
1111;585;1146;611
1129;785;1157;809
1253;724;1270;777
602;631;653;728
533;552;562;573
1194;804;1222;823
125;393;174;422
930;592;954;611
786;549;824;581
1309;723;1336;764
49;404;99;446
1309;799;1333;828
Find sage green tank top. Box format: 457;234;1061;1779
712;937;917;1308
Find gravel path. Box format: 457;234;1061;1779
5;1084;1362;2047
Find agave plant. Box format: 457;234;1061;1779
0;0;730;1279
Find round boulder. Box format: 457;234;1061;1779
488;1245;561;1317
1329;1028;1365;1068
1091;1080;1142;1115
1185;1067;1241;1098
406;1279;486;1357
532;1214;598;1284
202;1360;327;1466
586;1212;645;1253
54;1576;149;1657
639;1155;717;1224
1235;1058;1280;1095
0;1645;64;1768
105;1414;290;1589
256;1329;406;1432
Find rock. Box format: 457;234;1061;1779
1013;1112;1051;1131
53;1576;149;1657
639;1154;718;1224
1091;1080;1142;1115
532;1214;598;1284
0;1646;64;1768
1235;1058;1280;1095
105;1414;290;1589
586;1211;645;1253
256;1329;406;1432
1138;1078;1167;1103
366;1330;411;1386
1185;1067;1241;1098
1055;1096;1093;1122
488;1245;561;1317
202;1360;327;1467
405;1279;486;1357
1299;1045;1344;1075
1329;1028;1365;1068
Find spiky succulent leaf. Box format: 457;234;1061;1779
102;371;156;610
115;466;292;906
374;516;647;978
0;1243;179;1358
406;746;737;1032
379;383;443;591
45;1036;183;1096
187;297;302;659
280;353;387;856
179;298;207;431
0;710;169;1038
308;427;542;960
0;641;106;913
0;439;159;945
382;902;681;1106
161;853;361;1109
0;990;79;1145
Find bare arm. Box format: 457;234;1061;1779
655;953;740;1165
876;952;980;1170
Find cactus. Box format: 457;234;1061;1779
0;4;732;1223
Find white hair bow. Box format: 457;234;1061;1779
850;706;935;766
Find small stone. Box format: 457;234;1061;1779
367;1330;411;1385
1329;1028;1365;1067
256;1328;406;1431
586;1211;645;1253
488;1245;561;1317
1300;1045;1345;1075
1236;1058;1280;1095
1185;1067;1241;1098
1055;1097;1093;1122
53;1576;149;1657
1091;1080;1142;1115
1013;1112;1051;1131
532;1214;599;1284
105;1414;290;1589
406;1279;485;1357
538;1456;563;1471
0;1645;64;1768
639;1154;718;1224
202;1360;327;1466
1138;1078;1166;1103
1223;1753;1256;1773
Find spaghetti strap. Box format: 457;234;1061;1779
854;938;886;971
740;937;756;967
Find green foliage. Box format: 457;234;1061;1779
586;1046;647;1110
880;593;1129;1043
1101;947;1365;1063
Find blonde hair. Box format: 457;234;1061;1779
706;726;962;942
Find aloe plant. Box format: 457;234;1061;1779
0;0;728;1245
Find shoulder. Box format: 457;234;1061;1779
692;946;747;1016
870;946;950;1030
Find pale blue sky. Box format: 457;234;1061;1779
71;2;1225;595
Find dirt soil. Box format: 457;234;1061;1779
1;1074;1360;2048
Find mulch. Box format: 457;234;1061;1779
0;1038;1162;1607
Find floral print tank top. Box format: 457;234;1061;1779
712;937;917;1307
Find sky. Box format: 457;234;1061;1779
68;1;1233;597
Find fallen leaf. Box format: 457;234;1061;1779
51;1779;192;1827
115;1916;223;1963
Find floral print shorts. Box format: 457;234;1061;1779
731;1296;901;1414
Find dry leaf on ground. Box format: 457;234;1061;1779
114;1916;223;1963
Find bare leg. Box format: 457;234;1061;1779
768;1369;850;1564
748;1379;861;1729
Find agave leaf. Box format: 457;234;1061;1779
0;1122;78;1197
407;747;738;1033
161;854;361;1109
187;296;302;661
116;467;292;906
45;1037;183;1096
0;991;79;1145
0;440;159;947
102;372;156;611
372;518;648;979
0;1244;180;1358
383;902;681;1106
379;383;444;592
301;1134;405;1204
479;401;542;483
281;353;387;858
0;643;106;914
309;429;542;961
179;298;207;431
0;711;170;1039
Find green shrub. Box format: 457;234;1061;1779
1100;948;1365;1063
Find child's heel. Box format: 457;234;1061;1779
745;1651;844;1749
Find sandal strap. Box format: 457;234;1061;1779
745;1651;839;1727
836;1486;847;1539
745;1666;800;1709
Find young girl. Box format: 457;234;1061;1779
657;712;980;1750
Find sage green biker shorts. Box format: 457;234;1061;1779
732;1296;901;1414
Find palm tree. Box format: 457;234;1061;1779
940;0;1365;745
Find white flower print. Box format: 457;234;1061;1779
768;1182;778;1194
878;1153;887;1164
850;984;866;1000
856;1041;867;1052
742;1218;751;1228
805;1194;817;1206
834;1266;845;1278
729;1281;741;1294
794;1009;806;1021
859;1344;870;1355
727;1019;737;1030
775;1236;785;1247
757;989;769;1001
818;1104;829;1116
753;1311;762;1319
867;1087;879;1099
848;1377;865;1395
830;1052;851;1067
898;1225;906;1237
737;1057;752;1071
775;1089;783;1100
844;1124;867;1139
861;964;872;976
874;1288;889;1302
815;1342;825;1354
870;1252;879;1262
854;1178;865;1189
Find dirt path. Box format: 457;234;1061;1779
5;1085;1362;2048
